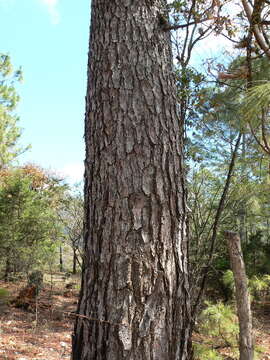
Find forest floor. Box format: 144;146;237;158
0;275;78;360
0;278;270;359
253;306;270;360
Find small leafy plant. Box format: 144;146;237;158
194;301;239;359
193;344;223;360
0;288;10;307
249;274;270;301
0;288;9;299
194;299;265;359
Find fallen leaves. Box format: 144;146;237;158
0;280;78;360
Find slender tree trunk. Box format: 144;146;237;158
225;231;253;360
4;258;11;282
4;249;11;282
192;133;242;317
59;244;64;272
267;219;270;244
72;1;190;359
72;248;77;275
239;134;247;244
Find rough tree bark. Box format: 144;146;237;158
72;0;190;359
225;231;254;360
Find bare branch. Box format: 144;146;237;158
163;17;213;31
192;132;242;318
248;121;270;154
241;0;270;59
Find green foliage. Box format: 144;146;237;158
200;301;239;339
242;82;270;123
187;56;270;307
240;60;270;158
248;274;270;301
222;270;235;293
0;288;9;307
0;54;29;167
249;275;268;292
243;231;270;276
0;166;67;277
196;301;239;359
221;268;270;302
194;344;223;360
261;274;270;284
0;288;9;299
189;81;242;168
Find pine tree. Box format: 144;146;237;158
0;53;29;168
72;0;191;358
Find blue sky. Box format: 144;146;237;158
0;0;233;184
0;0;90;183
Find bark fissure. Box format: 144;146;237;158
72;1;190;359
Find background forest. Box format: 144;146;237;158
0;53;84;277
1;0;270;359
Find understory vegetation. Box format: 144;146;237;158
2;0;270;358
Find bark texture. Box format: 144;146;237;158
225;231;254;360
72;0;190;359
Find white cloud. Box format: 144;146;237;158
39;0;60;24
60;162;84;184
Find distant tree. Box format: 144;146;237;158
0;165;66;280
187;51;270;311
59;187;83;274
0;54;29;168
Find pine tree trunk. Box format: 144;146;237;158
72;1;190;359
225;231;254;360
